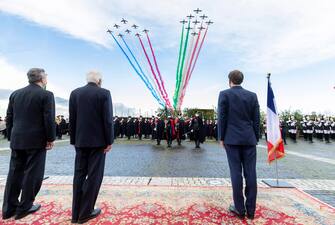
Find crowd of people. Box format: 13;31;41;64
1;114;218;149
1;115;69;141
112;115;217;148
55;115;69;139
261;116;335;144
2;114;335;147
54;114;219;149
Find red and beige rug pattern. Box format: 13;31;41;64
0;185;334;225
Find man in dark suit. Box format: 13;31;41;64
2;68;56;220
69;71;114;224
217;70;260;220
155;116;165;145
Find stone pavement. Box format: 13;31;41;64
0;175;334;208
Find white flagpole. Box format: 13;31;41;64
263;73;293;188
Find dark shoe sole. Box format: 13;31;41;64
77;215;99;224
15;204;41;220
247;215;255;220
2;213;16;220
228;205;245;219
77;209;101;224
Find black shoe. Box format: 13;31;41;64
2;211;16;220
247;213;255;220
77;208;101;224
15;204;41;220
228;205;245;219
71;219;78;223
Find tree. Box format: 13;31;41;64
183;108;215;119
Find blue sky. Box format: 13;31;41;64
0;0;334;116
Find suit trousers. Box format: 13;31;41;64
224;144;257;215
72;147;106;221
2;149;46;217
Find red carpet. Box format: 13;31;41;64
0;185;334;224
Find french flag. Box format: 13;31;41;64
266;77;285;163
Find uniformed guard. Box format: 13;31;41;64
301;117;308;141
287;116;297;142
316;117;324;141
306;116;314;143
175;116;185;146
166;116;175;148
330;118;335;140
324;118;331;143
155;116;165;145
190;113;204;148
113;116;120;139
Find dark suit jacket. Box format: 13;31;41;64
217;86;260;145
6;83;56;149
69;83;114;148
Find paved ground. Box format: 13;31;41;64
2;136;334;179
0;136;334;207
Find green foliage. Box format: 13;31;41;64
280;110;303;122
183;108;215;119
156;107;174;119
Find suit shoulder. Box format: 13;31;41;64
101;88;111;94
70;86;83;95
9;89;19;98
44;90;54;97
10;86;31;99
243;88;257;97
219;89;229;96
100;88;111;97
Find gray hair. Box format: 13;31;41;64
86;71;102;84
27;68;46;83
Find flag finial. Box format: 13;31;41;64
267;73;271;79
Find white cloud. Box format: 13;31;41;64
0;56;70;115
0;56;68;97
0;57;27;90
1;0;335;72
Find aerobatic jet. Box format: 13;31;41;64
121;18;128;24
125;29;131;34
143;29;149;33
118;34;124;38
200;14;208;20
180;19;187;24
194;8;202;14
187;14;194;19
113;24;120;29
193;20;200;25
106;29;112;33
198;25;205;30
205;20;214;25
191;32;198;36
132;24;139;29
